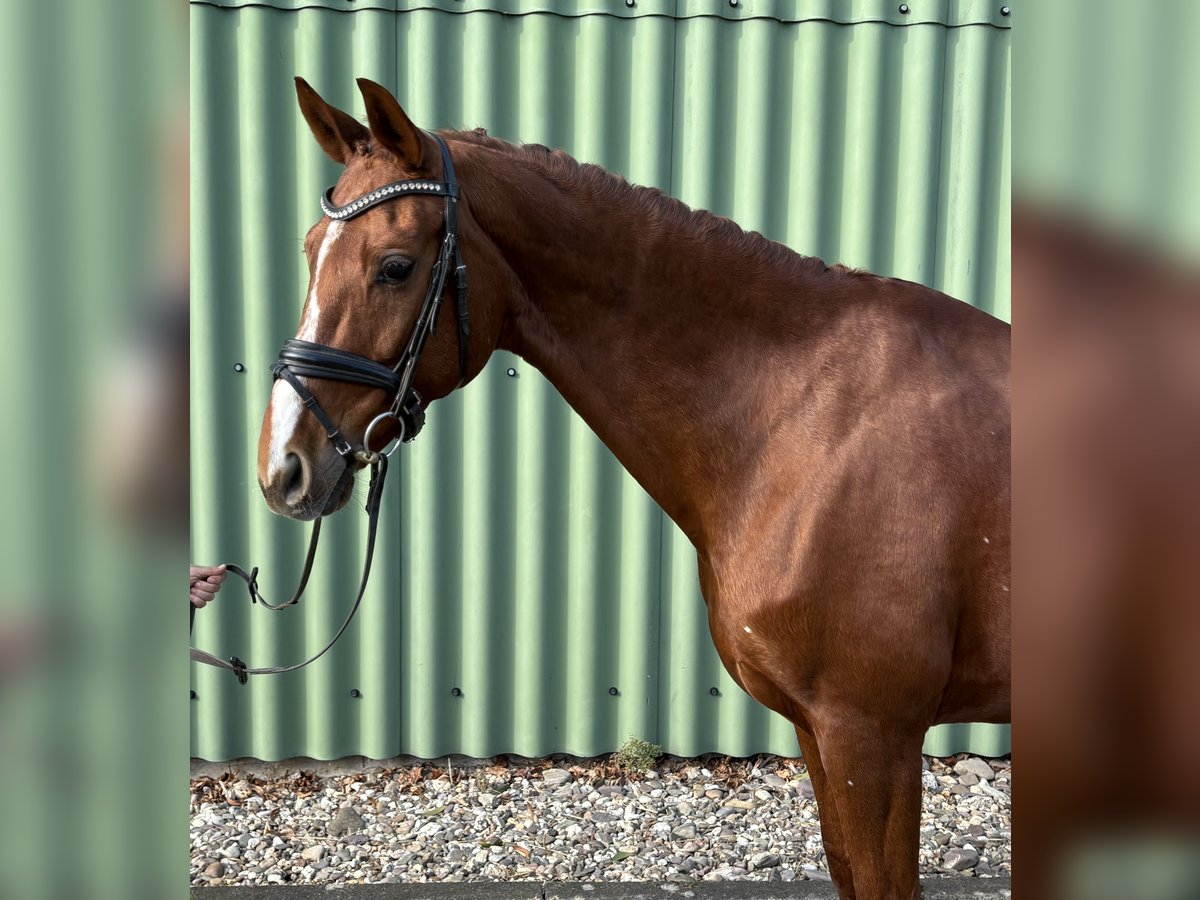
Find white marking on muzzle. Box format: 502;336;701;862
267;220;344;480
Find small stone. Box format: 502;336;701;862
327;805;365;836
764;773;788;788
749;851;782;870
723;799;755;810
959;772;979;786
542;768;573;786
707;865;750;881
203;861;225;878
953;757;995;781
671;824;697;840
300;846;326;863
943;847;979;871
794;780;815;800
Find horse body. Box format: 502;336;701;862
459;131;1011;720
259;79;1010;900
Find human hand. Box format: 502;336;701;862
190;564;227;608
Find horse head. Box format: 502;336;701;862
257;78;507;520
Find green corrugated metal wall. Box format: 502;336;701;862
191;0;1011;761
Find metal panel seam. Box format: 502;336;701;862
649;5;681;753
187;0;1012;29
667;17;1011;29
931;23;951;309
189;1;399;10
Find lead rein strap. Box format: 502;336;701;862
223;515;322;612
190;456;388;684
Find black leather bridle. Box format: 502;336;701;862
190;133;469;684
277;134;470;458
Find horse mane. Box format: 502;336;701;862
444;128;839;282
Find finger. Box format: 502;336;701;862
206;571;227;585
190;565;227;579
192;585;217;604
190;595;208;609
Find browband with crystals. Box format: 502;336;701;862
320;179;458;221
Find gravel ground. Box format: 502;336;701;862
190;754;1010;888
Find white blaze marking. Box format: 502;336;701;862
743;626;752;634
983;536;990;544
267;221;344;479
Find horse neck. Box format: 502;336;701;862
458;142;836;549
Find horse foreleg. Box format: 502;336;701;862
810;715;926;900
795;726;857;897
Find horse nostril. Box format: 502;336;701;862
281;452;307;505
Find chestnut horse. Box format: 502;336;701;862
257;78;1010;900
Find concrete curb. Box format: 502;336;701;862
192;877;1011;899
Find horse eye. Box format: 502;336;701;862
379;257;413;284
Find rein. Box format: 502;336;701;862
191;134;468;684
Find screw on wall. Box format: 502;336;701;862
1001;6;1011;15
451;687;463;697
506;367;517;377
190;690;197;700
608;687;620;696
899;4;910;13
233;363;245;373
349;689;362;698
709;687;721;696
625;0;634;7
729;0;739;7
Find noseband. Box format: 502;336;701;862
190;133;469;684
275;133;469;460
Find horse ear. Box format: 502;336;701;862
294;77;370;165
356;78;429;170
